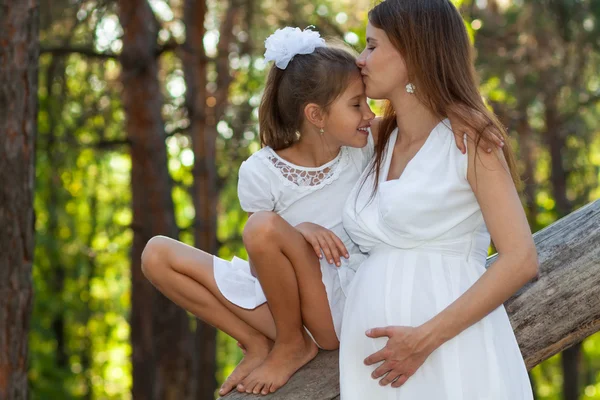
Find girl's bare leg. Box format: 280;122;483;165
141;236;276;395
237;211;339;395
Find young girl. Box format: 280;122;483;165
141;26;500;397
142;26;376;397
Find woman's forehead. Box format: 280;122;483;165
366;23;387;43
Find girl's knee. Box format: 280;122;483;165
141;235;172;279
243;211;282;248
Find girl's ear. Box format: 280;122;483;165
303;103;326;129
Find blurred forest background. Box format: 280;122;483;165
2;0;600;399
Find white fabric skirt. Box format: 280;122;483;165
339;249;533;400
213;254;364;339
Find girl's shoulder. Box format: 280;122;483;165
240;147;276;176
237;148;278;213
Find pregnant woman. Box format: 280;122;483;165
339;1;538;399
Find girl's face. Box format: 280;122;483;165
356;22;408;100
323;74;375;148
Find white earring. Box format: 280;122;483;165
319;128;325;136
406;83;415;94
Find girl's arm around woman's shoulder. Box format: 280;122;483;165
370;116;501;153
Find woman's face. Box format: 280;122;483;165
356;22;409;100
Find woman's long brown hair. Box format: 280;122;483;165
367;0;521;192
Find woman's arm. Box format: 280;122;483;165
419;136;538;349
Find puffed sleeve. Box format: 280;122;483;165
237;157;276;212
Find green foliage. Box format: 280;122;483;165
32;0;600;399
32;25;132;398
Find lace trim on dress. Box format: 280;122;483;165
258;147;348;192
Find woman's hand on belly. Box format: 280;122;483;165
363;325;438;388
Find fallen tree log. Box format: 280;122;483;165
221;199;600;399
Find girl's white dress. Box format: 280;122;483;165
213;136;373;339
340;121;533;399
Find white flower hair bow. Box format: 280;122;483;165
264;26;326;70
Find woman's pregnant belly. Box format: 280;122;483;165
344;248;487;336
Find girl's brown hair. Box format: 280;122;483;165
259;45;360;150
367;0;521;189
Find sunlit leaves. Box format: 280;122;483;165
32;0;600;399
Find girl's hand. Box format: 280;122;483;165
451;125;505;154
447;107;505;154
295;222;349;267
364;325;438;388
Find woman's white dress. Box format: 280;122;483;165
213;136;373;339
340;121;533;399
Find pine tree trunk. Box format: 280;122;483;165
182;0;242;396
0;0;39;398
544;93;582;400
118;1;196;398
182;1;218;396
561;344;581;400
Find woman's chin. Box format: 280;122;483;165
365;87;385;101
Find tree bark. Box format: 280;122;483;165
544;95;570;219
0;0;39;398
182;0;243;396
181;2;218;398
517;115;538;227
117;1;196;399
543;90;581;400
220;199;600;399
561;343;581;400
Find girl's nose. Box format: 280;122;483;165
364;105;375;121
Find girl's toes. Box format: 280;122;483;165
261;383;271;395
253;382;264;394
244;381;256;394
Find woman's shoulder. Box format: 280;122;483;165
430;118;461;150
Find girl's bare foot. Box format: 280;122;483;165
236;331;318;395
219;337;272;396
